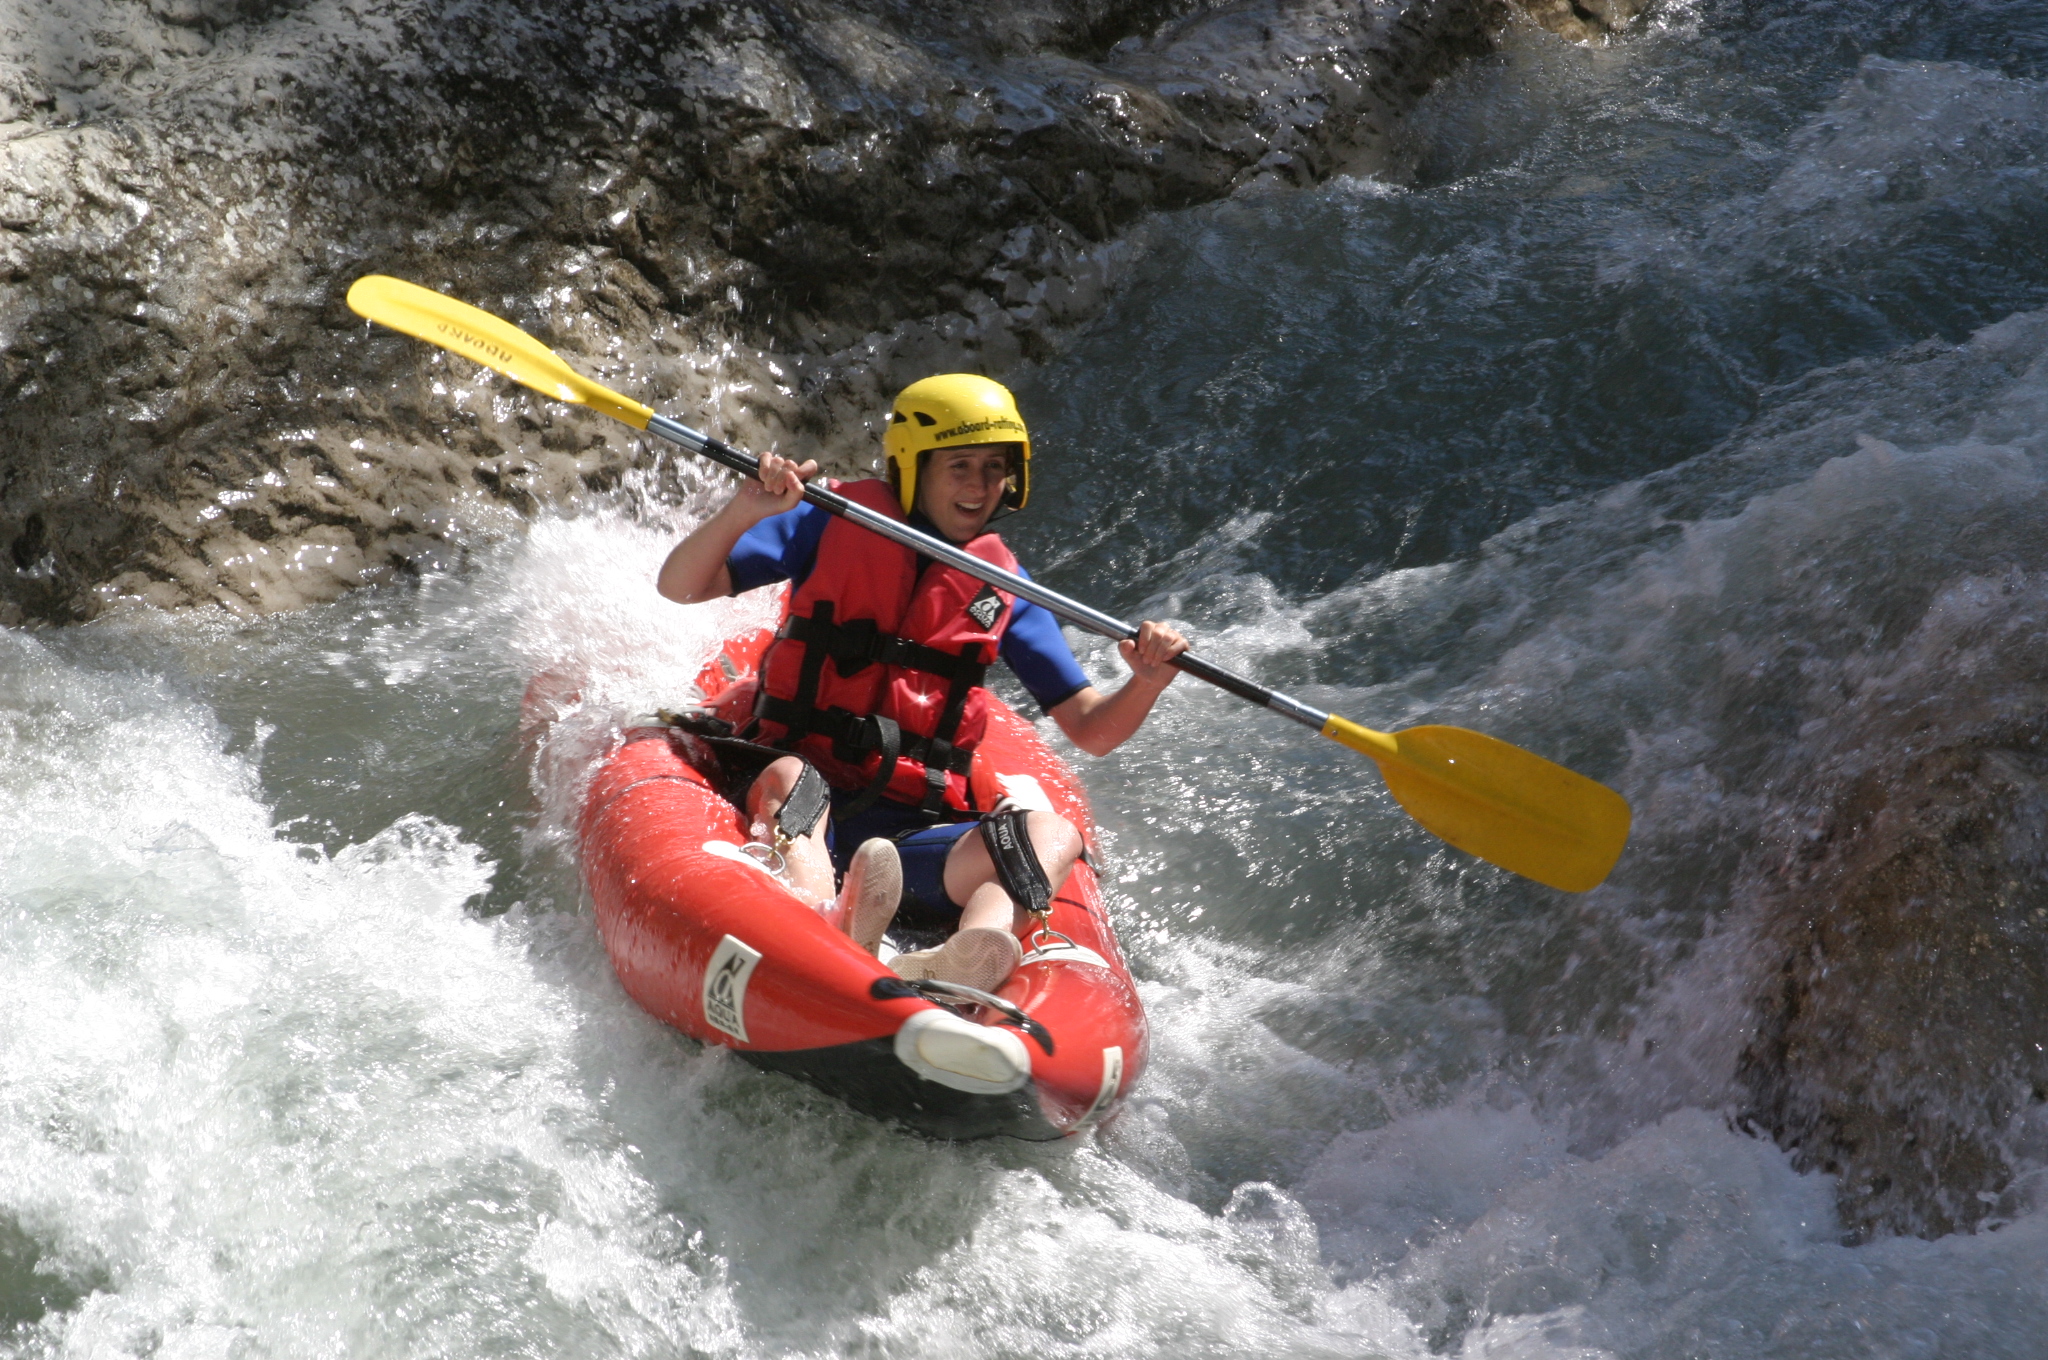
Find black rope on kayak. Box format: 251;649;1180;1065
869;976;1054;1056
659;708;829;850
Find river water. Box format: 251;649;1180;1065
8;1;2048;1355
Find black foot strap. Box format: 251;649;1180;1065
777;759;830;842
979;809;1051;917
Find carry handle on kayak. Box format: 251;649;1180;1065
345;275;1631;892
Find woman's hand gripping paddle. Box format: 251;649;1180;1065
345;275;1633;891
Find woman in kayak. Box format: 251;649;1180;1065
658;374;1188;992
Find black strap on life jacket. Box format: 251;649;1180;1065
831;713;900;820
913;648;986;814
781;607;988;691
772;600;841;744
756;705;979;819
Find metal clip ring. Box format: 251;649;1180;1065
739;841;788;879
1026;925;1078;954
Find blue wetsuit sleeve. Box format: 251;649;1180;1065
999;570;1091;713
726;500;832;593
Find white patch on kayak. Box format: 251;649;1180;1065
1019;939;1111;970
993;773;1056;813
1072;1045;1125;1132
702;934;763;1043
703;839;780;879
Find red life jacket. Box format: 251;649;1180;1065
750;479;1018;815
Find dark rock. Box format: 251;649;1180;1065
1514;0;1645;44
1734;566;2048;1241
0;0;1513;620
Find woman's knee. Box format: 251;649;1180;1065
1024;811;1083;880
745;756;809;815
942;809;1081;907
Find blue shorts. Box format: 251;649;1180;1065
826;795;979;925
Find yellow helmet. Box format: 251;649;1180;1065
882;373;1031;516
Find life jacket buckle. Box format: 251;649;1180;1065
829;711;887;764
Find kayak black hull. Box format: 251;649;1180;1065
742;1039;1064;1142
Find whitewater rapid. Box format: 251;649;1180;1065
9;2;2048;1356
7;327;2048;1354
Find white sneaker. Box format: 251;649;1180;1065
833;838;902;957
890;926;1022;993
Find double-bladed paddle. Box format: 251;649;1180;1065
345;274;1632;891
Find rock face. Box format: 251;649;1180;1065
1635;312;2048;1243
1734;562;2048;1241
1513;0;1644;44
0;0;1507;623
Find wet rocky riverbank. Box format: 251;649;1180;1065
0;0;1647;625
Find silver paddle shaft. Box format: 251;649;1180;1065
645;413;1332;733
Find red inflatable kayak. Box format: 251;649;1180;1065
576;624;1147;1140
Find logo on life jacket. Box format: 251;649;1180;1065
966;584;1006;631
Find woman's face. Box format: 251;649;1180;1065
915;444;1015;541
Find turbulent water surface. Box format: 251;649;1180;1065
9;1;2048;1355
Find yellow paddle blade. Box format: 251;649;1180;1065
1323;716;1630;892
345;275;653;429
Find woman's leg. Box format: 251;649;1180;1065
891;811;1082;991
942;810;1083;934
746;758;901;954
744;756;835;903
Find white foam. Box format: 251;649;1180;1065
0;497;1434;1360
0;626;745;1356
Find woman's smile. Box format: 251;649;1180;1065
918;444;1015;539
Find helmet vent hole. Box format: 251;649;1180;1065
891;412;906;423
914;411;937;426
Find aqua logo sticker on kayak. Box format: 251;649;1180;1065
703;935;763;1043
1074;1045;1125;1132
